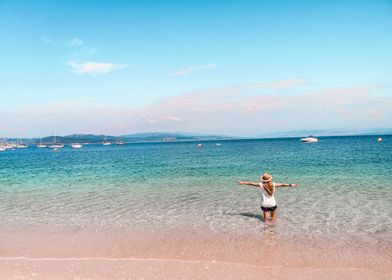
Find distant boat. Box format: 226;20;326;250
16;139;28;148
301;136;318;143
37;137;47;148
116;138;124;145
215;143;221;146
71;143;82;149
103;136;112;146
52;147;59;152
197;143;203;147
0;139;5;151
377;137;383;142
49;135;64;148
0;138;7;151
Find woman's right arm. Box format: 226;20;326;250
238;181;260;187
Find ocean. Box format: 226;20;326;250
1;135;391;241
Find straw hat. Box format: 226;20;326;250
261;172;272;183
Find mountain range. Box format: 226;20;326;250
2;128;391;144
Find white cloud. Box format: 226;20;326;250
169;64;217;77
69;37;84;47
67;61;128;75
164;115;182;122
2;80;390;137
41;37;55;44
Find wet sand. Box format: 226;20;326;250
1;227;391;279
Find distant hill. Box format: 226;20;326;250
5;132;236;144
3;128;391;144
256;128;392;138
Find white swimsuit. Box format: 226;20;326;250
260;182;277;208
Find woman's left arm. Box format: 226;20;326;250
275;183;298;188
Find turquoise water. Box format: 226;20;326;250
0;136;391;241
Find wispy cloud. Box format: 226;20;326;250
67;61;128;75
2;80;390;137
169;64;217;77
41;36;55;44
69;37;84;47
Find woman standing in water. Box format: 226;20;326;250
239;172;298;221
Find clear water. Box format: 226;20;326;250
0;136;391;242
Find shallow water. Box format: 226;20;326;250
0;135;391;243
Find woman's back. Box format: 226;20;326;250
260;182;277;207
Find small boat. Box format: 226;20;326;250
377;137;383;142
103;136;112;146
116;138;124;145
16;142;29;148
215;143;221;146
53;147;59;152
0;138;7;151
197;143;203;147
49;135;64;148
37;138;47;148
301;136;318;143
71;143;82;149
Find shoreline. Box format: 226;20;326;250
1;257;391;280
1;227;391;279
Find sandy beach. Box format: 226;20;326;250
1;227;391;279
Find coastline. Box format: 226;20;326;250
1;227;391;279
1;258;390;280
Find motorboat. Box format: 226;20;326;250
71;143;83;149
377;137;383;142
301;136;318;143
197;143;203;147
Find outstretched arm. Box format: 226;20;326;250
238;181;260;188
275;183;298;188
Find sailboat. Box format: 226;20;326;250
103;136;112;146
37;137;47;148
16;139;28;148
116;137;124;145
0;138;6;151
49;135;64;149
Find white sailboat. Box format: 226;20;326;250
116;137;124;145
37;137;47;148
16;139;28;148
49;135;64;149
0;138;6;151
103;136;112;146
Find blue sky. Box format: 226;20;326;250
1;0;391;137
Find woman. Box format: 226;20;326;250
239;172;298;221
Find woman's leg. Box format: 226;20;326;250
270;210;277;221
263;211;270;221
